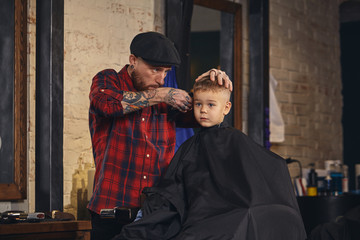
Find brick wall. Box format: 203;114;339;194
269;0;344;176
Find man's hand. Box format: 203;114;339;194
163;88;192;113
195;69;233;91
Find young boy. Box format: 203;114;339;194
114;76;306;240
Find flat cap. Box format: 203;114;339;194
130;32;181;66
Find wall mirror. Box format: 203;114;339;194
0;0;27;201
191;0;242;129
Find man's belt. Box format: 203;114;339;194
100;207;140;223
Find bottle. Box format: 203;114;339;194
307;166;318;196
356;164;360;191
342;164;349;194
317;176;326;196
325;174;332;196
330;161;343;196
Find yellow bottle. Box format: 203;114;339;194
307;167;318;196
307;186;317;196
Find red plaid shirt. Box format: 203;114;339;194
87;65;176;214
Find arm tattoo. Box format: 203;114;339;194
142;90;156;99
123;101;149;113
123;92;142;103
165;89;177;107
122;90;157;114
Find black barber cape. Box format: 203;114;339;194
113;122;307;240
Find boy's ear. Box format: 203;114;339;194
223;101;232;115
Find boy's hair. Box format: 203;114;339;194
193;75;231;101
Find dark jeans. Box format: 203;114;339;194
89;210;125;240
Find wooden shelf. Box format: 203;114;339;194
0;220;91;240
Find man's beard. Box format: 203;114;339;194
131;69;159;91
131;70;146;91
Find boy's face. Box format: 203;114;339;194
193;90;231;127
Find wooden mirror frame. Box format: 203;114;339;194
0;0;27;201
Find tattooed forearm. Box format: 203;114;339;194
123;90;157;103
123;101;149;113
122;90;157;114
141;90;156;100
123;92;142;103
164;89;177;107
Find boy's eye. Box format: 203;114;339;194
209;103;214;107
195;103;201;107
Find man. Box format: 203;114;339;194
87;31;231;240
